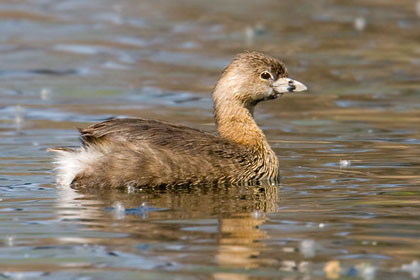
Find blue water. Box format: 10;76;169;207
1;0;420;279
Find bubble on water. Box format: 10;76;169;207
324;260;341;279
340;160;351;168
356;263;376;280
102;61;128;70
319;223;326;228
40;88;51;100
245;22;266;46
401;260;420;278
245;26;255;46
127;185;136;194
251;210;264;219
118;202;153;219
298;261;311;273
2;272;45;279
283;247;295;253
14;105;25;130
354;17;367;31
54;44;98;55
281;260;297;272
180;41;199;49
5;235;14;246
416;1;420;17
112;202;125;220
300;239;316;258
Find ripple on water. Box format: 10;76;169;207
0;0;420;279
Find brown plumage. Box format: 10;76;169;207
50;51;307;189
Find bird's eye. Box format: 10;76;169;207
260;71;273;80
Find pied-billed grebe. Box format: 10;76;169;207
50;51;307;188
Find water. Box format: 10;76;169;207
1;0;419;279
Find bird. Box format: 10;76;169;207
50;51;307;189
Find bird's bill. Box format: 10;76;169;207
273;78;307;93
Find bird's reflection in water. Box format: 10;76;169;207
56;183;279;279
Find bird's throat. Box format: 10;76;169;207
214;100;267;149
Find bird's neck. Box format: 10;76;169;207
212;79;280;182
213;94;270;152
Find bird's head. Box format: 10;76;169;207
213;51;307;110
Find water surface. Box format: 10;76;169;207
1;0;420;279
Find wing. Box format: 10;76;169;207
79;117;248;159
